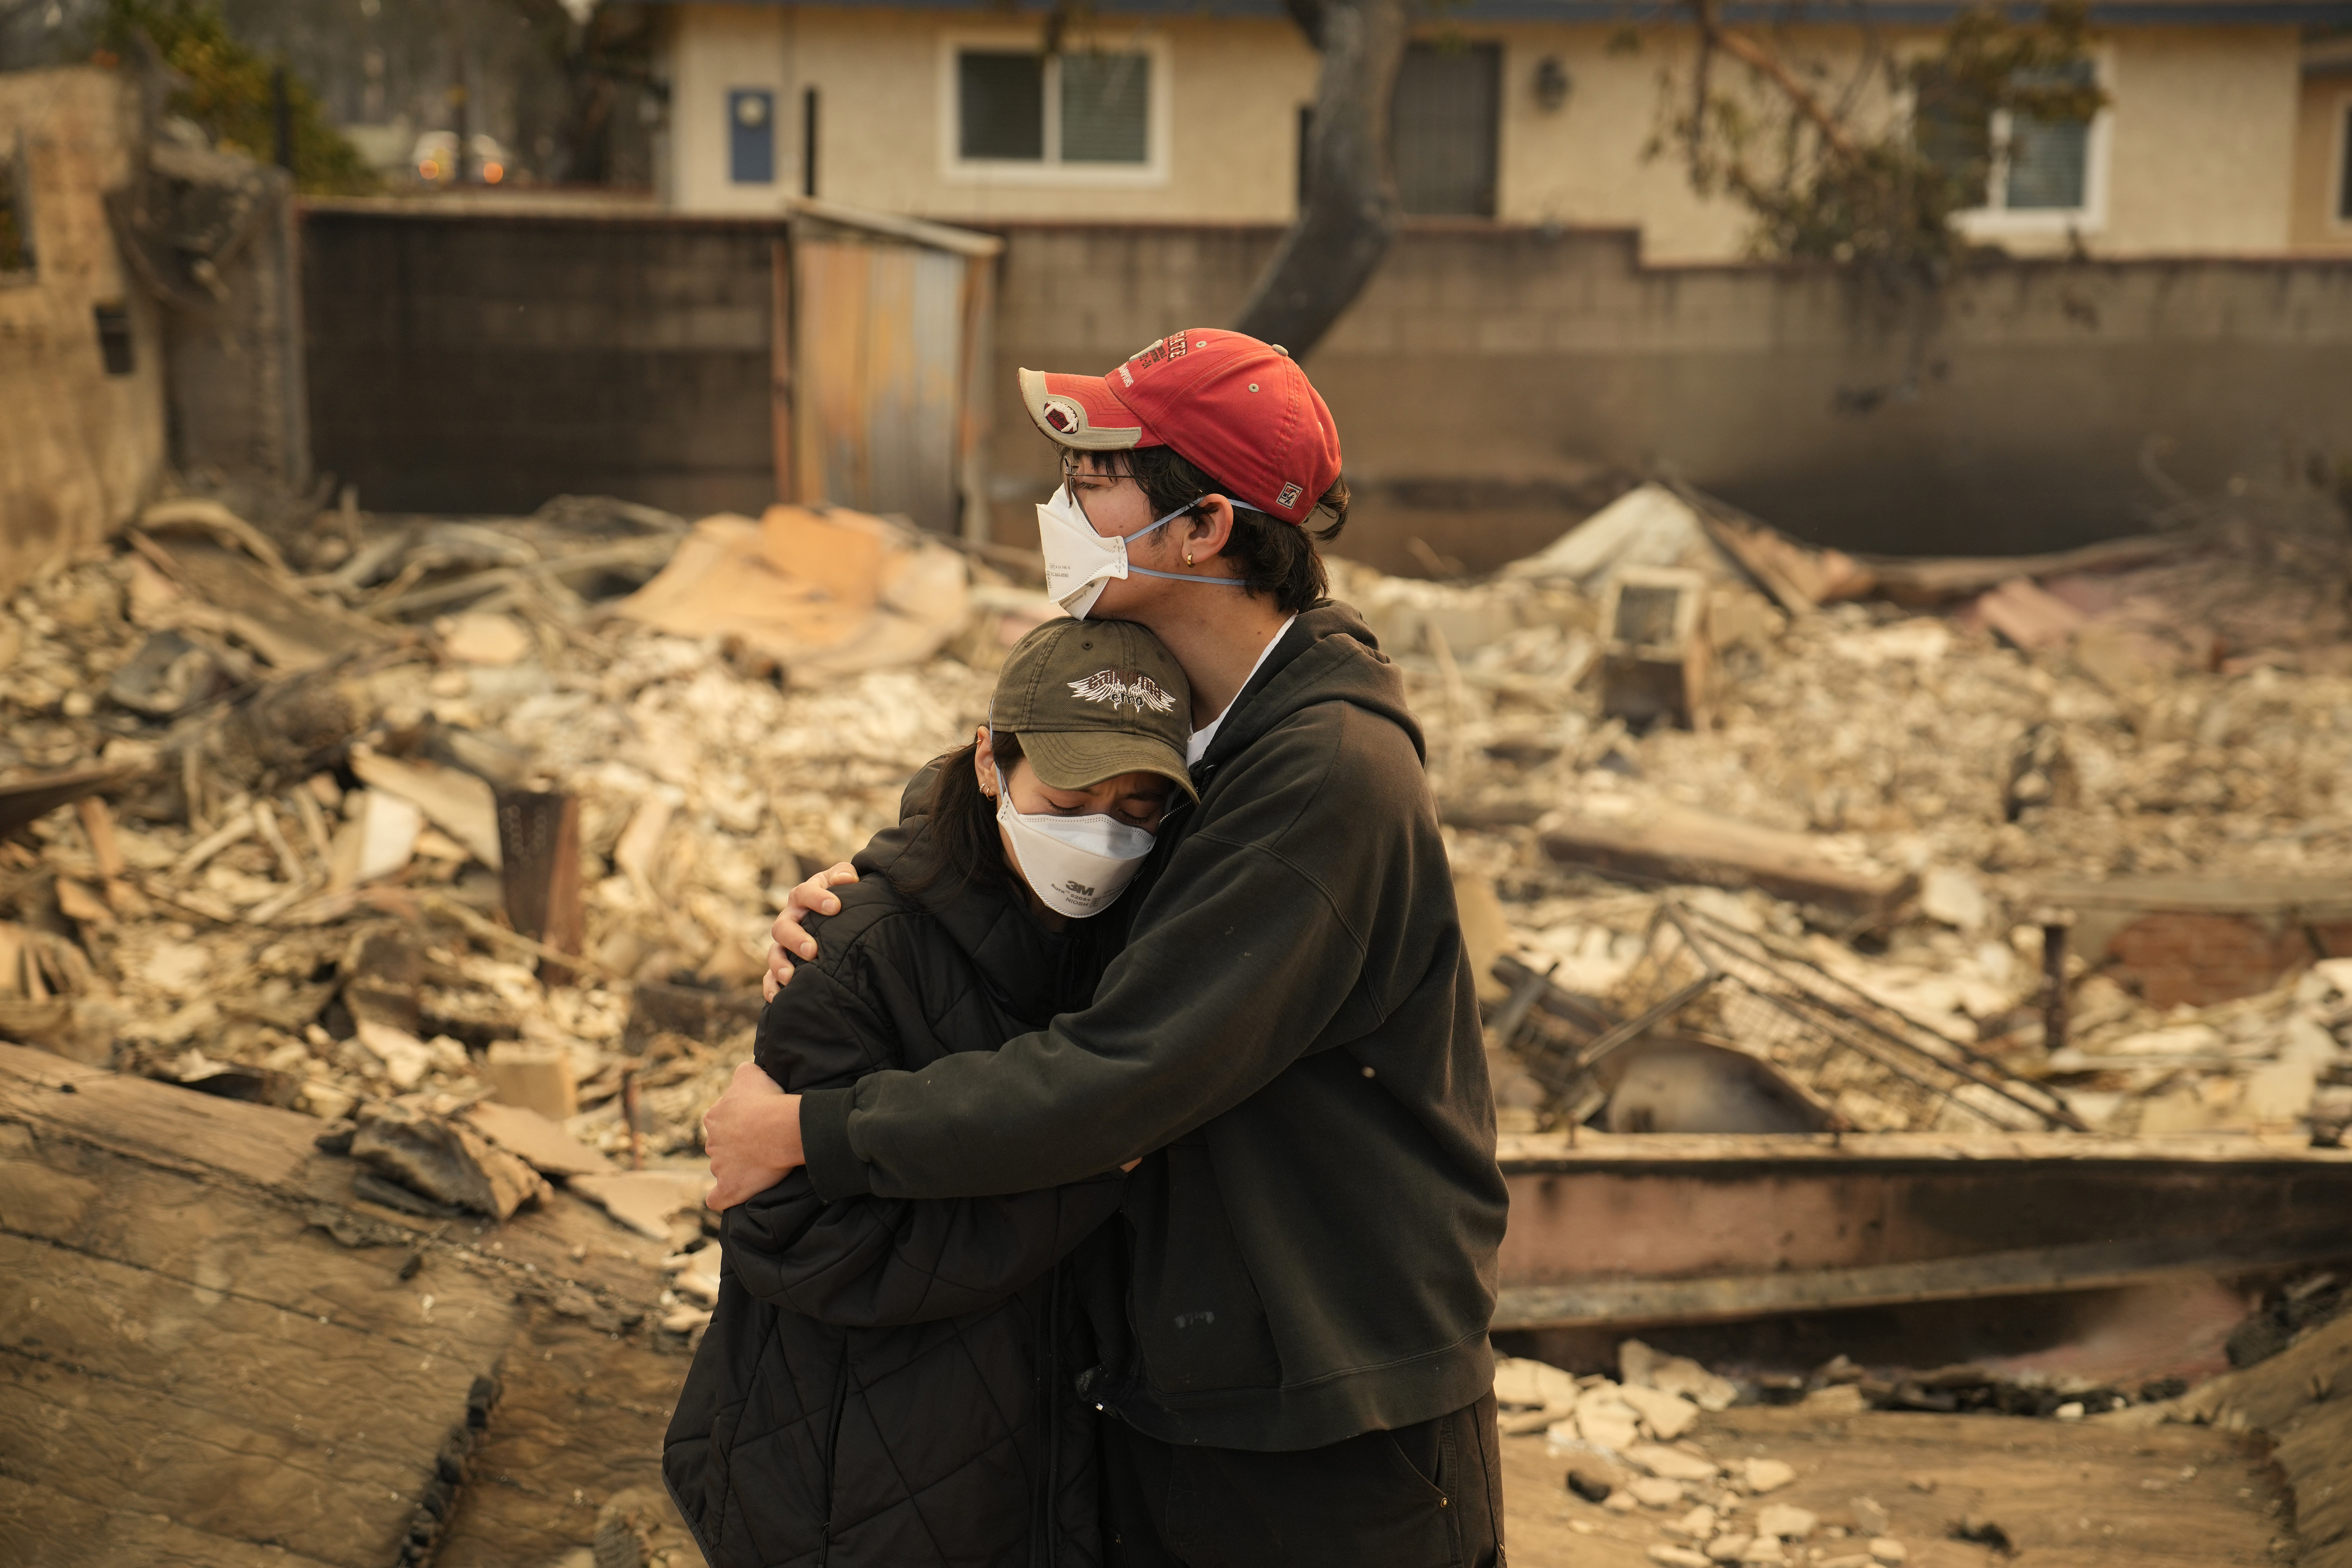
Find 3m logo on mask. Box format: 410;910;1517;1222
1061;880;1097;898
1068;670;1176;715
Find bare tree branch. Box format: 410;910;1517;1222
1230;0;1408;357
1688;0;1859;164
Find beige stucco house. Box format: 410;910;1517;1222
647;0;2352;260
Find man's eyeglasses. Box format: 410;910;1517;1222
1059;453;1137;486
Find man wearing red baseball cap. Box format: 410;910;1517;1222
706;330;1509;1565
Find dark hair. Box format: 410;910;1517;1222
899;732;1021;898
1063;443;1348;617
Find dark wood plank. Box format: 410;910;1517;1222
3;1351;441;1567
434;1304;694;1566
0;1230;499;1444
0;1042;318;1190
2;1039;675;1307
0;1470;342;1568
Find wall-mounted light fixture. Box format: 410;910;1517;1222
1534;56;1571;113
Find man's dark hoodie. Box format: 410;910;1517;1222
801;603;1510;1451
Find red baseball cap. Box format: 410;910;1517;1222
1018;329;1343;526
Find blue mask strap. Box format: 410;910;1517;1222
1120;503;1248;588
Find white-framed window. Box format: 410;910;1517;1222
1915;50;2112;238
939;32;1170;185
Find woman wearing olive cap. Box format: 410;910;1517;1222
665;619;1195;1567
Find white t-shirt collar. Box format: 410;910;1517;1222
1186;615;1296;768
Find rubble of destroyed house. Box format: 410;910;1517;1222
3;472;2351;1331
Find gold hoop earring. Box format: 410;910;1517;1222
1185;550;1194;567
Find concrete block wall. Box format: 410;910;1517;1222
984;223;2352;570
0;68;166;595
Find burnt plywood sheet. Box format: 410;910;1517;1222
1494;1129;2352;1329
0;1042;673;1566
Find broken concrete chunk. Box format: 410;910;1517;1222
355;1018;434;1091
1618;1381;1702;1441
1851;1497;1891;1537
438;611;533;666
481;1039;578;1119
1649;1547;1711;1568
1628;1476;1686;1508
330;788;421;888
1493;1354;1583;1414
349;748;503;869
1802;1384;1868;1415
572;1169;713;1240
1627;1443;1721;1483
1742;1458;1797;1494
1622;1338;1740;1412
1738;1538;1788;1566
1919;866;1989;932
665;1245;723;1306
1755;1503;1818;1541
462;1098;611;1177
659;1304;715;1336
299;1079;357;1121
348;1100;548;1220
1704;1537;1751;1564
1867;1539;1906;1565
1575;1392;1643;1452
1666;1504;1718;1541
2240;1059;2318;1124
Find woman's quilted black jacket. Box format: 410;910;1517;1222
663;822;1128;1568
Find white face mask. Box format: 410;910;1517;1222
1036;481;1246;619
995;763;1156;919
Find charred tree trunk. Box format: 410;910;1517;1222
1230;0;1409;359
514;0;652;186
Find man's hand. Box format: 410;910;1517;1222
702;1062;808;1209
762;862;860;1001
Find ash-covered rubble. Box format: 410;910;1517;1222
0;492;1017;1272
3;471;2351;1245
1333;475;2352;1142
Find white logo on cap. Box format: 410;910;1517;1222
1040;394;1089;436
1276;482;1303;508
1067;670;1177;715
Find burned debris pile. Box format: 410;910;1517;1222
0;492;1034;1290
1338;478;2352;1142
4;471;2351;1238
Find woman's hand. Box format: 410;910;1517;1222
703;1063;807;1209
762;862;860;1000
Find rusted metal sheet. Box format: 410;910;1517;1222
1493;1130;2352;1329
793;233;973;535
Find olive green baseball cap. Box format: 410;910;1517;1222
992;618;1197;801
